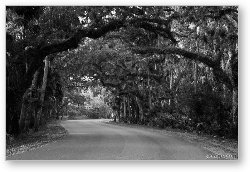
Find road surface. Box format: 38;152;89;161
7;119;215;160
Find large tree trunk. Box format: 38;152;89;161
148;72;152;111
133;96;140;124
19;90;30;133
127;97;131;123
193;62;198;93
19;70;39;133
231;87;238;125
169;69;173;107
40;56;50;103
130;98;136;123
114;112;117;122
194;37;200;94
25;70;40;132
35;56;50;131
135;97;144;124
117;103;121;122
123;97;127;123
225;50;238;125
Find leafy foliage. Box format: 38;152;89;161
6;6;238;139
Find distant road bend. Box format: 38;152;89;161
8;119;215;160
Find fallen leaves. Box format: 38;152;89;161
6;120;68;157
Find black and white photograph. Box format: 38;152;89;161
5;5;239;161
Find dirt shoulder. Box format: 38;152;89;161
6;120;68;158
106;121;238;160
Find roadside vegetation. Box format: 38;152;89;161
6;120;67;157
6;6;238;149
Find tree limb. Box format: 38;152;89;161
40;19;125;57
132;46;234;90
132;47;217;68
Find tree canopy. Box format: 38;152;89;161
6;6;238;138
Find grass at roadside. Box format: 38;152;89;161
6;120;68;157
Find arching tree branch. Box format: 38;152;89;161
132;46;233;91
132;47;217;68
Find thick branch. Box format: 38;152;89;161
40;20;125;57
133;47;217;68
40;16;179;57
132;46;234;90
20;16;188;92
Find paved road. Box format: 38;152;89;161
8;119;214;160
